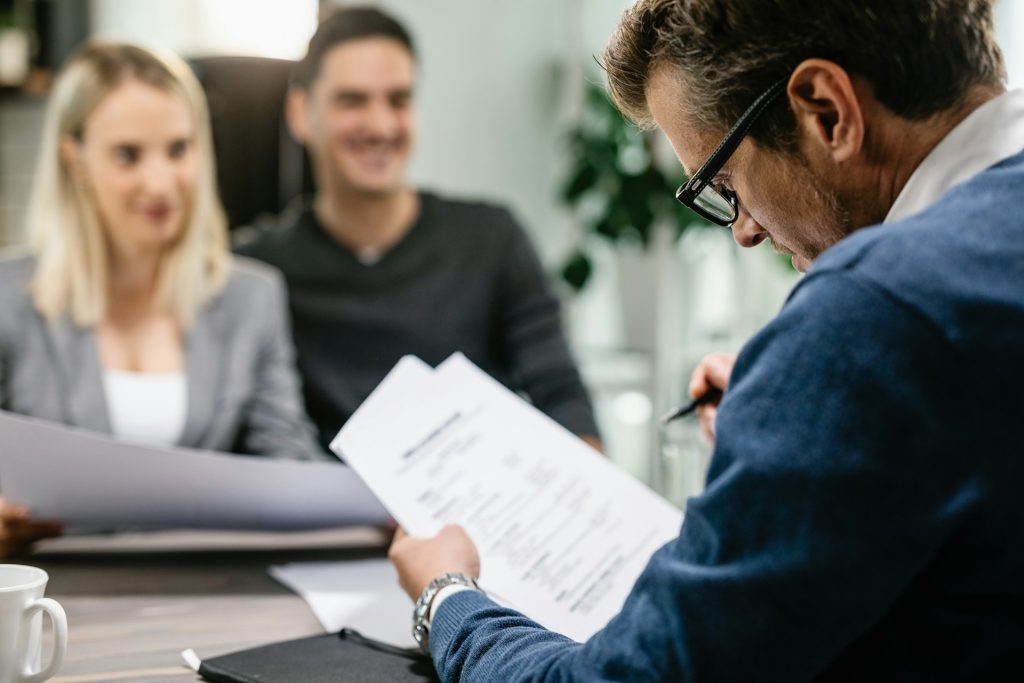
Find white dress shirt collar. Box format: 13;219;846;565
885;88;1024;223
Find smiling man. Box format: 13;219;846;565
238;7;599;452
388;0;1024;680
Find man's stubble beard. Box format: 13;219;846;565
788;154;858;261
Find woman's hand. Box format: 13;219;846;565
0;497;64;558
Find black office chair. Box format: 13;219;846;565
190;56;313;231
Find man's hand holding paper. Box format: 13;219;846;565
389;525;480;600
332;353;683;642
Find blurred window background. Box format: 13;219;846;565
1;0;1021;503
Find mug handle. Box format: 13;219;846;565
20;598;67;683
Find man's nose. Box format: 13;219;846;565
730;210;768;248
365;100;400;137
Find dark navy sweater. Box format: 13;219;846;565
428;152;1024;681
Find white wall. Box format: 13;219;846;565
91;0;318;60
997;0;1024;89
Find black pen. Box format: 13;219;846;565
660;388;723;425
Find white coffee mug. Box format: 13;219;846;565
0;565;67;683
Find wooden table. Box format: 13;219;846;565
25;528;392;682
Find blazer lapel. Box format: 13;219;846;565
45;316;111;433
179;301;226;447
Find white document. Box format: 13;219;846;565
270;559;415;648
0;411;390;530
331;353;683;643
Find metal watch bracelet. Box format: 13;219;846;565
411;572;481;655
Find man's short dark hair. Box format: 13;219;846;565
603;0;1006;149
292;6;417;89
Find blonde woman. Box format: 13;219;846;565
0;42;325;556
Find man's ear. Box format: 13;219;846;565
285;87;312;145
787;59;864;163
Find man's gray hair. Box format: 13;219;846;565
603;0;1005;149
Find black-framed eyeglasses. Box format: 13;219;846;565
675;79;788;227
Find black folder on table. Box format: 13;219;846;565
198;628;439;683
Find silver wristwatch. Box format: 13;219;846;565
411;572;480;654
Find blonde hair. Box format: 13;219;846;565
26;41;231;329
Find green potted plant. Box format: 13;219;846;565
559;79;714;291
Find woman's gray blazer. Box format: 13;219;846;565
0;253;324;460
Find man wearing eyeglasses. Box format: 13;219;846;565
390;0;1024;680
